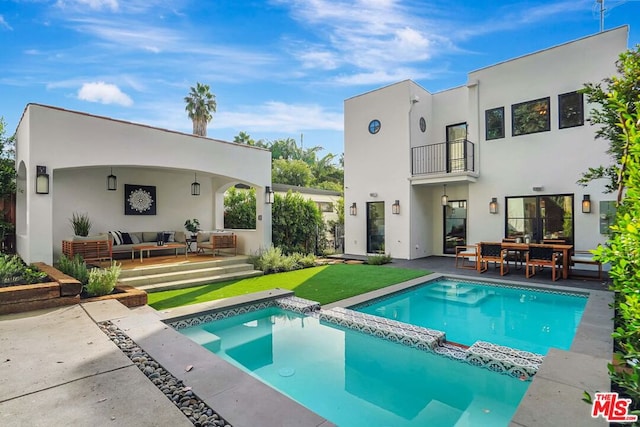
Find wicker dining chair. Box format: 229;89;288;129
478;242;509;276
525;244;561;281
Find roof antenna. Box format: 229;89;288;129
597;0;605;32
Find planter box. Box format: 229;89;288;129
82;285;147;308
0;264;147;315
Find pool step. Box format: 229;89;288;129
423;283;491;305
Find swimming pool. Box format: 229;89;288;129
178;304;529;427
354;278;588;355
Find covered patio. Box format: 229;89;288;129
14;104;273;265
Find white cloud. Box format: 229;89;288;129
77;82;133;106
0;15;13;31
216;101;343;133
56;0;119;12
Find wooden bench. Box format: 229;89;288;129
62;239;112;262
196;232;237;256
570;250;603;281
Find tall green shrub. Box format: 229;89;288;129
224;187;256;229
272;191;325;254
590;95;640;414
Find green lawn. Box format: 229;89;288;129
147;264;430;310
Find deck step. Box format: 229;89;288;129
119;264;255;287
138;269;264;293
118;256;250;278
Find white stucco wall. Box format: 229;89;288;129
15;104;273;264
344;26;629;260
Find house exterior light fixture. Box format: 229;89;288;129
107;168;117;191
191;173;200;196
489;197;498;214
265;186;274;204
392;200;400;214
441;185;448;206
582;194;591;213
349;202;357;216
36;165;49;194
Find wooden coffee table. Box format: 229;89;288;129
132;243;185;263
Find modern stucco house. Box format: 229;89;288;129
344;26;628;260
15;104;273;264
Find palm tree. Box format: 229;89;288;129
184;83;216;137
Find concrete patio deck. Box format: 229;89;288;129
0;256;612;426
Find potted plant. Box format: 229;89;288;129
184;218;200;239
69;212;92;237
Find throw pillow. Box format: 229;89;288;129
120;232;133;245
163;231;175;243
130;234;141;244
109;231;123;246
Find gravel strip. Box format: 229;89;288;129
99;321;231;427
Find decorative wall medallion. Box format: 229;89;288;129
125;184;156;215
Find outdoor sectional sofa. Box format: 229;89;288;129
108;231;187;257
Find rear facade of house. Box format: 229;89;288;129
343;26;628;260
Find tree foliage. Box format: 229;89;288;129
184;82;217;137
232;131;344;190
224;187;256;229
579;45;640;194
272;191;325;254
272;159;313;187
0;117;16;198
591;94;640;416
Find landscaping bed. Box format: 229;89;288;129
0;262;146;315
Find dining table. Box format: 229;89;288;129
500;242;574;279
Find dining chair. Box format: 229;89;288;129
525;244;561;281
455;245;477;270
502;238;525;270
478;242;509;276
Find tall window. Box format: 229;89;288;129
512;97;550;136
558;91;584;129
446;123;468;172
485;107;505;140
505;194;574;244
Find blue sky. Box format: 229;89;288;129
1;0;639;158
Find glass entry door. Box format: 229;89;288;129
443;200;467;254
367;202;385;253
446;123;468;172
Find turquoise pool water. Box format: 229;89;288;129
180;307;529;427
356;279;588;355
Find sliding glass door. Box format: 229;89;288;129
505;194;574;244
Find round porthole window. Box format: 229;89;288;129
419;117;426;132
368;119;381;134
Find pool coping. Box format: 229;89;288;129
103;274;610;427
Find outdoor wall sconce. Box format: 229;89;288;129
107;168;117;191
392;200;400;215
441;185;448;206
35;165;49;194
349;202;357;216
489;197;498;214
191;173;200;196
265;186;274;204
582;194;591;213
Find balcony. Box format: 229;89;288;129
412;139;476;175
